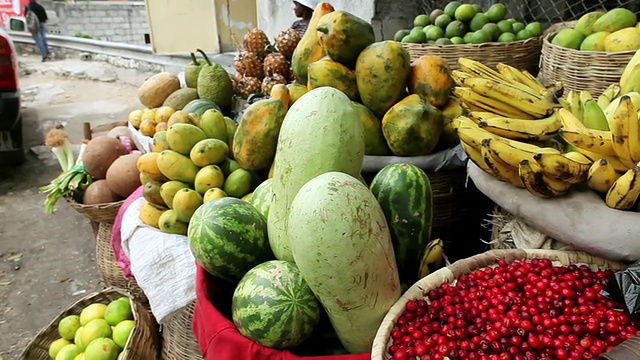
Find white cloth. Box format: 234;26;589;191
120;198;196;324
295;0;318;10
127;122;153;154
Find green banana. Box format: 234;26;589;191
583;99;610;131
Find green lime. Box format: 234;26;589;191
482;23;501;41
506;18;517;25
427;40;436;44
469;13;490;31
430;9;445;24
408;27;427;43
450;36;465;44
455;4;477;22
401;34;414;43
469;30;491;44
445;20;467;38
443;1;461;18
525;22;543;37
487;3;507;23
497;32;516;42
425;26;445;41
414;14;430;27
394;29;411;42
497;19;514;33
512;22;525;33
435;37;454;45
516;29;534;41
463;31;475;44
472;4;483;13
435;14;452;29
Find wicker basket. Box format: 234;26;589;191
371;249;629;360
18;287;160;360
401;37;542;73
65;195;124;224
540;20;636;97
427;167;474;244
162;301;203;360
96;223;148;304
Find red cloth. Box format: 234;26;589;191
193;263;371;360
110;185;144;280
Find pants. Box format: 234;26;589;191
31;22;49;59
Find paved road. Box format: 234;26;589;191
0;56;148;359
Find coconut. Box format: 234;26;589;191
83;179;122;204
83;136;128;179
106;153;142;198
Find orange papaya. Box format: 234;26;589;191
291;3;335;84
269;84;290;112
307;57;358;101
232;99;286;171
382;94;444;156
286;84;308;105
409;55;454;107
317;11;375;69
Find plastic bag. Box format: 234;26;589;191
608;261;640;319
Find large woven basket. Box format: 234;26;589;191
162;301;203;360
96;223;148;304
540;21;636;96
18;287;160;360
371;249;631;360
65;195;124;224
401;37;542;73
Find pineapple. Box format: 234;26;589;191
234;51;264;80
243;28;270;58
237;76;262;99
231;73;243;94
263;52;290;78
261;74;288;95
275;28;301;61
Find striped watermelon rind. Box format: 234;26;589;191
370;163;433;285
188;197;273;283
248;178;273;219
232;260;321;349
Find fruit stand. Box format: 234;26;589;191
24;0;640;360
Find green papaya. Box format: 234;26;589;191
317;11;375;69
307;57;358;101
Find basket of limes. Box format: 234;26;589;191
395;2;544;73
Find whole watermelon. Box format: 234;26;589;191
370;163;433;285
248;178;273;219
188;197;273;283
232;260;321;349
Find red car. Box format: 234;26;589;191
0;26;24;165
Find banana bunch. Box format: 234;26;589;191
417;239;445;279
559;87;615;130
620;48;640;94
454;116;593;198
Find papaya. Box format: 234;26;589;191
152;131;170;152
437;97;465;149
172;188;203;222
156;150;200;184
224;116;237;155
233;98;287;171
409;55;454;107
190;138;229;167
223;168;253;198
167;123;207;155
592;8;637;33
160;180;190;208
382;94;444;156
203;188;227;203
143;180;165;207
351;102;391;155
158;209;189;235
307;57;359;101
200;109;228;142
269;84;290;112
316;10;376;69
194;165;225;195
286;84;308;105
355;41;412;118
139;200;167;228
291;2;335;84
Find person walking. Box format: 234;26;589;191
24;0;50;62
291;0;316;37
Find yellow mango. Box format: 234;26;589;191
172;188;203;223
139;200;167;228
156;150;200;184
166;123;207;155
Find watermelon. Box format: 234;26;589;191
369;163;433;285
182;99;221;116
248;178;273;219
188;197;273;282
231;260;321;349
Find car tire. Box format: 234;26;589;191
2;115;26;166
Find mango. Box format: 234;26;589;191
223;168;253;198
156;150;200;184
604;28;640;52
167;111;195;127
580;31;610;51
189;113;202;127
199;109;228;142
409;55;454;107
307;57;359;101
137;152;165;181
219;158;241;177
167;123;207;155
139;200;167;228
382;94;444;156
224;116;237;154
317;10;375;68
351;102;390;155
152;130;170;152
139;172;151;185
160;180;190;208
143;180;165;207
158;209;188;235
592;8;637;33
172;188;203;222
574;11;605;36
286;84;308;105
194;165;225;194
551;28;585;50
291;2;335;84
355;41;412;118
190;138;229;167
203;188;227;203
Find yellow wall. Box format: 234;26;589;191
215;0;258;52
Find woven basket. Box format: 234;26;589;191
371;249;629;360
540;20;636;97
162;301;203;360
96;223;148;304
18;287;160;360
65;195;124;224
427;167;473;243
401;37;542;73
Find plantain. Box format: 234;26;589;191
532;151;591;183
582;99;610;131
605;165;640;210
417;238;445;279
483;136;559;169
480;139;525;188
587;159;622;193
609;95;636;167
453;87;537;119
477;110;560;141
519;159;571;198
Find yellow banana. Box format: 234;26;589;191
519;159;571;198
455;122;496;149
417;238;444;279
576;148;630;173
558;127;617;157
451;70;474;86
483;136;559;168
558;108;586;131
453;87;536;119
457;57;507;83
468;111;500;123
567;90;584;120
610;95;636;167
602;83;621;102
494;63;548;95
605;165;640;210
597;94;611;111
528;159;574;195
579;90;593;108
558;97;571;111
587;159;622;193
477;111;560;141
480;139;525;188
459;77;556;118
583;99;610;131
620;62;640;95
603;92;640;120
563;151;593;164
531;151;591;183
460;140;494;174
628;103;640;164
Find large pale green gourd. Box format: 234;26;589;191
267;87;365;262
288;171;401;353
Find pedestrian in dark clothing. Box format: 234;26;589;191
24;0;50;62
291;0;316;37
